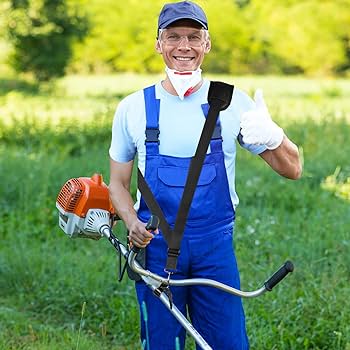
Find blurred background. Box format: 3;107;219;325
0;0;349;79
0;1;349;350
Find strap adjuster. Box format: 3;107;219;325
145;128;160;143
165;249;180;273
167;247;180;258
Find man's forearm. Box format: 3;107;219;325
260;135;302;180
109;184;138;230
109;181;154;248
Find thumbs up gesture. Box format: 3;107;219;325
240;89;284;150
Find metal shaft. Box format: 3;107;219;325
101;226;212;349
101;226;293;350
156;290;212;350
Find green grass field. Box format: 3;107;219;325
0;73;349;350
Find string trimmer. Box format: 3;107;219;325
56;173;294;350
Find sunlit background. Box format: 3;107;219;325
0;0;349;78
0;1;349;350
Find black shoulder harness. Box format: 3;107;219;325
138;81;234;272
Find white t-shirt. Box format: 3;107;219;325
109;79;266;209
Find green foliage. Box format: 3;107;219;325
248;0;350;75
322;166;350;201
68;0;350;76
1;0;350;76
4;0;89;81
0;74;350;349
70;0;166;74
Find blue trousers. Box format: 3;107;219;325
135;226;249;350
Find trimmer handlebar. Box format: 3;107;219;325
127;215;294;298
264;260;294;291
128;249;294;298
131;215;160;254
145;215;160;232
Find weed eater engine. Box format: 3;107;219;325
56;173;295;350
56;174;115;240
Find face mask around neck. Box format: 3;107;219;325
165;67;202;100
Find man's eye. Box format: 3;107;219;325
188;35;201;41
167;34;180;40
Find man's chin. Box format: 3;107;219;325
171;64;197;72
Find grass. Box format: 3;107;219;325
0;73;350;349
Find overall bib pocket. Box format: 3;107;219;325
157;163;217;225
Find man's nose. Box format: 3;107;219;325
177;36;191;49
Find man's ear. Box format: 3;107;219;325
155;40;162;54
204;40;211;54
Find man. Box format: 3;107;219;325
109;1;302;349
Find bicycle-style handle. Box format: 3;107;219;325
264;261;294;291
132;215;160;254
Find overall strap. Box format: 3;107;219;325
141;85;173;243
144;85;160;155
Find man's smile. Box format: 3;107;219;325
173;56;194;61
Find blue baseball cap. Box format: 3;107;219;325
158;1;208;30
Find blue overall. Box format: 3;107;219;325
136;85;249;350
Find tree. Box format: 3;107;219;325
70;0;166;74
5;0;89;81
247;0;350;75
66;0;350;76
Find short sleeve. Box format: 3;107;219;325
109;98;137;163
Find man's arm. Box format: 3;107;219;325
240;89;302;180
109;158;154;248
259;135;302;180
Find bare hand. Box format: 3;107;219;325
127;219;157;248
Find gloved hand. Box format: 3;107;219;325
240;89;284;150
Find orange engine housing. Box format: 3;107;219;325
56;173;115;218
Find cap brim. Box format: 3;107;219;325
159;16;207;30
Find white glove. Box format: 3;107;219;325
240;89;284;150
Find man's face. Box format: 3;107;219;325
156;24;211;71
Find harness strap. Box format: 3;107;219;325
167;81;234;271
137;81;234;272
137;168;172;240
201;103;222;153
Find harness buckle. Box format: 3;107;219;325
167;247;180;258
145;128;160;143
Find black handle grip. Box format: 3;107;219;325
131;215;160;253
264;261;294;291
132;246;141;254
145;215;160;231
